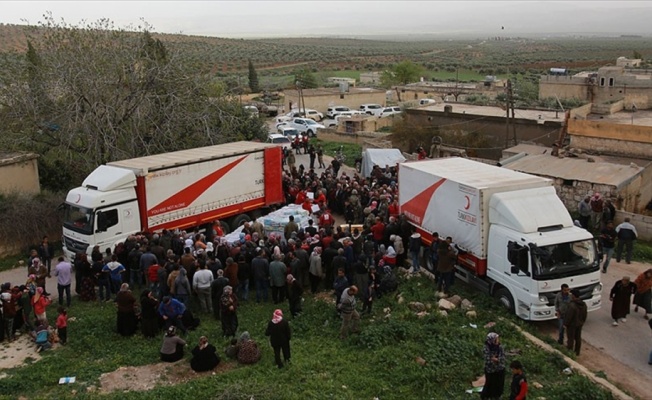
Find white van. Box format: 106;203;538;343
419;98;437;105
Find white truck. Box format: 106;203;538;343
399;157;602;321
62;141;284;260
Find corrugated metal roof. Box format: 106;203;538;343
108;141;276;173
503;154;644;189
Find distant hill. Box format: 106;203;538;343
1;23;651;77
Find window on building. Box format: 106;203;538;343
608;78;614;87
340;94;344;99
600;77;605;87
562;179;574;187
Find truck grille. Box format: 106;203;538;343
542;283;598;306
64;236;88;254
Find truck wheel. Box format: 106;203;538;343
231;213;251;231
307;130;315;137
218;220;230;235
494;288;515;314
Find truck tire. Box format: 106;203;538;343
494;288;515;314
307;129;315;137
230;213;251;231
218;220;230;235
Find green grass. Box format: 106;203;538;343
0;253;23;273
0;274;615;400
633;240;652;262
311;139;362;168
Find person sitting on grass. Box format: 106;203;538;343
160;326;186;362
190;335;220;372
236;331;261;365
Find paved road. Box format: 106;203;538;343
537;259;652;379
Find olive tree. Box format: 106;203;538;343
0;15;266;189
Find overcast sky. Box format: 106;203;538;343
1;1;651;38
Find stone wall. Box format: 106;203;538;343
613;211;652;241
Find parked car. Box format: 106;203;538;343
277;126;300;140
244;105;259;118
277;118;325;137
380;106;402;117
325;110;365;128
359;103;383;116
419;98;437;105
326;105;351;118
286;108;324;122
267;134;292;145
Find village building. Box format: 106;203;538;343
283;87;386;114
0;152;40;195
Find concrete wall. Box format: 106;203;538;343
570;103;593;119
568;119;652;159
404;108;562;160
318;130;390;146
284;90;386;113
539;75;591;100
0;156;40;195
591;100;624;115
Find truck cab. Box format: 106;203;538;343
62;166;140;260
457;186;602;321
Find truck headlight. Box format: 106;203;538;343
592;283;603;295
539;295;548;304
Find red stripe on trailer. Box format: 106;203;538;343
147;155;248;217
135;176;149;231
263;147;284;205
399;178;446;226
148;198;265;232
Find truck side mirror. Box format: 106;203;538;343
96;211;108;232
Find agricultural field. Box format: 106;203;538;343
2;23;652;86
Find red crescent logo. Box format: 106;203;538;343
75;194;81;204
464;195;470;210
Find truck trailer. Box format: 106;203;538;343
62;141;284;260
399;157;602;321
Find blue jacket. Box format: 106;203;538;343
158;298;186;318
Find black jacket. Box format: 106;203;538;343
265;319;291;348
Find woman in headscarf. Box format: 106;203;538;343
140;289;160;338
115;283;137;336
220;285;239;337
31;287;51;325
174;268;191;306
190;335;220;372
308;247;323;294
633;269;652;320
480;332;506;400
160;326;186;362
382;246;397;267
265;309;292;369
286;274;303;317
236;331;261;365
610;276;637;326
77;253;96;301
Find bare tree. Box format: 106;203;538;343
0;15;266;187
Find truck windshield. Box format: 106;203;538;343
530;239;597;279
63;204;93;234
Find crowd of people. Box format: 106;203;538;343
1;159;650;386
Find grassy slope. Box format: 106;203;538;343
0;275;614;400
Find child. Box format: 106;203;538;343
56;307;68;345
224;338;239;359
35;323;51;353
508;360;528;400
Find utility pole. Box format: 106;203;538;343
505;79;512;148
